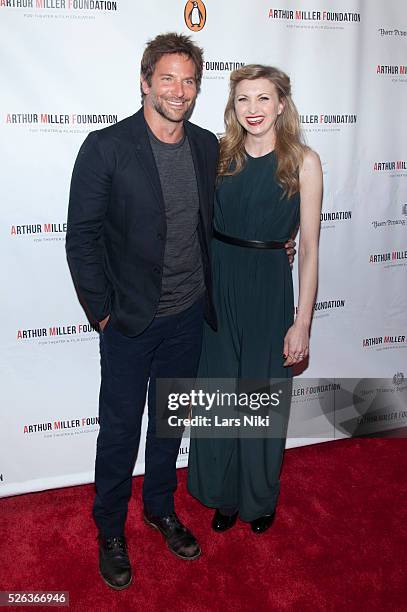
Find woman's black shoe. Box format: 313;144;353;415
250;513;275;534
211;509;238;532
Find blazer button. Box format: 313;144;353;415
153;266;161;274
157;233;163;240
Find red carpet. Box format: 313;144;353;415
1;438;406;611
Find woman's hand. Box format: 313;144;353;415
283;320;309;366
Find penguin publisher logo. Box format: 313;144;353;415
184;0;206;32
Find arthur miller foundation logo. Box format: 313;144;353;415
373;160;407;177
293;381;340;395
16;322;98;344
376;64;407;83
10;222;67;244
300;113;357;133
268;8;360;28
291;381;340;407
184;0;206;32
363;335;407;350
203;60;245;82
204;61;245;72
369;249;407;265
295;299;346;320
320;210;352;229
312;298;346;321
23;416;99;436
376;64;407;75
268;8;360;22
5;112;117;126
0;1;118;13
11;222;66;236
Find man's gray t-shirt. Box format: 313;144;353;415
148;127;205;316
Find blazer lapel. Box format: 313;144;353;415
128;112;210;228
185;122;209;233
129;109;165;212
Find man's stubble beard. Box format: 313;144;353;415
151;94;196;123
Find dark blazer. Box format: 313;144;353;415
66;109;218;336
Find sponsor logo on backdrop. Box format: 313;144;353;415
378;28;407;38
320;210;352;229
0;474;3;482
377;64;407;74
300;113;357;133
295;299;346;320
376;64;407;83
268;8;360;30
5;113;117;133
291;381;340;406
289;377;407;438
354;376;407;432
357;410;407;428
369;249;407;268
372;218;406;229
17;323;98;344
374;160;407;170
23;416;99;437
371;205;407;230
362;335;407;350
315;299;345;320
373;160;407;178
0;0;118;15
184;0;206;32
203;61;245;81
11;222;66;243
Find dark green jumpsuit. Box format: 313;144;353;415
187;151;300;521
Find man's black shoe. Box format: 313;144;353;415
211;509;238;532
250;512;276;534
144;511;201;560
98;534;132;590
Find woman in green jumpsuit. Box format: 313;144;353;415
188;65;322;533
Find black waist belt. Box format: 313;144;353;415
213;229;285;250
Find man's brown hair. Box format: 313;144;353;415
141;32;204;94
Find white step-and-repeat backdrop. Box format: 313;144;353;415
1;0;406;496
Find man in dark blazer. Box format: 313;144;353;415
66;33;218;590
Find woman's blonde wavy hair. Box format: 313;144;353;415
218;64;308;199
